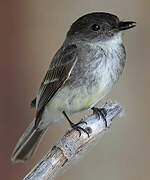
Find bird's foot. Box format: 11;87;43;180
70;120;90;137
92;107;107;127
63;111;89;137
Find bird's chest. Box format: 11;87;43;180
71;44;122;92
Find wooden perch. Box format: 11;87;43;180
23;100;123;180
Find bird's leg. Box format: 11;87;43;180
91;107;107;127
62;111;89;137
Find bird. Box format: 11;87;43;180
11;12;136;162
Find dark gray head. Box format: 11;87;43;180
67;12;136;42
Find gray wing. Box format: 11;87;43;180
34;44;78;127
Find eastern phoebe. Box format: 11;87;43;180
11;12;136;162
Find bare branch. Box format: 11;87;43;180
23;100;123;180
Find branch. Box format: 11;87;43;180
23;100;123;180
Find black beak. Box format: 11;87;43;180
118;21;136;31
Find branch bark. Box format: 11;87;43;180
23;100;123;180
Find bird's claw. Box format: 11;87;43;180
71;120;89;137
92;107;107;127
63;111;89;137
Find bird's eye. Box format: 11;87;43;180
91;24;100;31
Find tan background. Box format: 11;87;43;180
1;0;150;180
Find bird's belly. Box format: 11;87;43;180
70;80;113;112
47;76;113;114
67;85;109;112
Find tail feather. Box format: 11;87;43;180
11;119;47;163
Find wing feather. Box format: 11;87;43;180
34;44;77;127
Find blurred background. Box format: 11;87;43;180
1;0;150;180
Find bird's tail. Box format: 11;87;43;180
11;119;47;163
